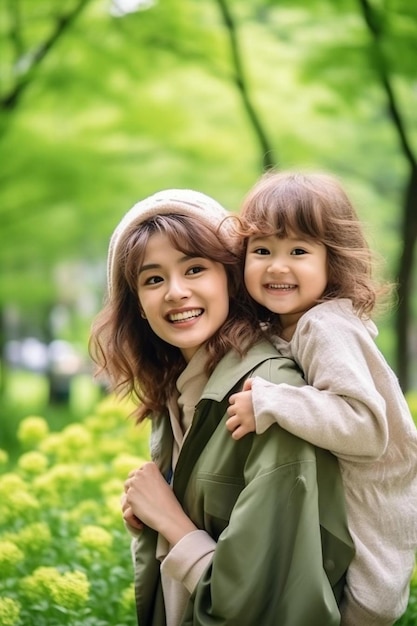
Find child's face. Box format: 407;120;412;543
137;232;229;362
244;233;328;331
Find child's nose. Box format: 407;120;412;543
267;256;289;273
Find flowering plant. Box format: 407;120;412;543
0;395;150;626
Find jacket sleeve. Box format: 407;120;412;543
253;308;389;461
180;426;353;626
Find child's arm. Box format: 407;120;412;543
226;379;256;440
249;303;392;461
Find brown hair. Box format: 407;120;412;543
239;170;391;324
89;214;262;421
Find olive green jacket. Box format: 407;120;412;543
134;341;354;626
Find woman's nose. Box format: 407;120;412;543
164;277;191;301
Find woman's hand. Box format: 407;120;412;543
121;492;144;531
124;462;197;545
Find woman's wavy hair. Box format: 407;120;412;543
89;214;262;421
238;170;392;328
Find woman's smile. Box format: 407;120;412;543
167;308;204;323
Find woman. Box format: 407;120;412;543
89;189;354;626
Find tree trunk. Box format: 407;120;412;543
396;165;417;391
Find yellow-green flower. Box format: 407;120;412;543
33;462;81;506
61;423;92;450
101;477;124;496
39;426;92;463
0;541;24;577
112;453;147;479
82;463;108;484
50;570;90;611
17;450;49;475
84;412;117;433
95;394;135;423
103;494;125;528
0;597;20;626
17;416;49;448
12;522;52;554
65;499;101;524
42;426;92;463
98;438;133;459
38;432;63;457
77;524;113;553
0;488;39;525
20;566;61;602
20;567;89;610
0;473;26;493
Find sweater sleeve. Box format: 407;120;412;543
252;304;389;461
161;530;216;595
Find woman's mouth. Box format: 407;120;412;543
167;308;204;323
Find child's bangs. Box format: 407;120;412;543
245;199;323;241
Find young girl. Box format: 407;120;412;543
89;188;354;626
225;171;417;626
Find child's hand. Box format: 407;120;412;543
226;379;256;440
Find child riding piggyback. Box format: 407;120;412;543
226;170;417;626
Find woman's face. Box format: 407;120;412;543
137;232;229;362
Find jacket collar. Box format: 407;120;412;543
199;339;279;403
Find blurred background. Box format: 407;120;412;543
1;1;417;623
1;0;417;447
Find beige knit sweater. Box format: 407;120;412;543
252;298;417;626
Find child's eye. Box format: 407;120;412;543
253;247;270;255
291;248;307;256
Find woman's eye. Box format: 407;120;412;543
144;275;163;285
186;265;204;276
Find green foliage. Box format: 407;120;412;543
0;394;149;626
0;0;416;381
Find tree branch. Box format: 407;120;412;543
7;0;24;58
1;0;92;110
215;0;276;170
357;0;416;169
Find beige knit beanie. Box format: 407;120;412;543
107;188;232;294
